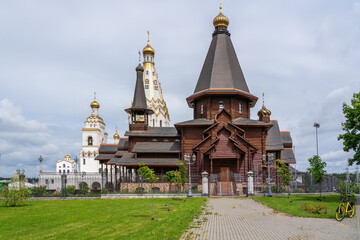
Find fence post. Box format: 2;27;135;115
247;171;254;196
202;171;209;197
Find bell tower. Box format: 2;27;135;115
125;56;154;131
80;93;108;172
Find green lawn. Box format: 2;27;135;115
0;198;205;240
252;194;356;219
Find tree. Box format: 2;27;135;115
338;92;360;166
177;161;188;191
275;159;293;198
0;180;30;207
307;155;327;200
137;162;159;220
163;170;177;211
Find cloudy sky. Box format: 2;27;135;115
1;0;359;177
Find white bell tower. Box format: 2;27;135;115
80;93;108;173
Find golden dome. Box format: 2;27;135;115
113;128;120;139
64;154;71;159
257;93;271;117
213;5;229;28
90;93;100;108
143;42;155;55
90;100;100;108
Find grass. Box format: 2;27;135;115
0;197;205;240
252;194;356;219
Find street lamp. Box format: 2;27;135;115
184;153;196;198
314;122;320;156
39;155;43;173
263;153;275;197
74;156;78;173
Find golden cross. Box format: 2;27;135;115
262;92;265;106
147;30;150;43
138;50;141;63
94;92;96;100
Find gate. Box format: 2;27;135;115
210;170;241;196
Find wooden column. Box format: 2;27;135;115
115;166;118;192
237;155;240;173
110;165;113;185
210;158;213;174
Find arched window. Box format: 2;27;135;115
200;104;203;115
145;85;149;89
83;158;86;165
88;136;93;145
153;119;155;126
219;101;223;111
160;120;162;127
147;57;149;61
154;86;158;90
152;71;155;76
67;170;70;173
59;170;61;173
239;103;242;114
154;80;157;85
63;164;65;167
145;79;149;84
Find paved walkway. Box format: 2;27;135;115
181;196;360;240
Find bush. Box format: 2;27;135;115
30;186;47;197
301;203;329;214
0;183;30;207
65;185;76;196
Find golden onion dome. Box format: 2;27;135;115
90;99;100;108
143;42;155;55
64;154;71;159
213;5;229;28
257;93;271;117
113;128;120;139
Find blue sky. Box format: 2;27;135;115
0;0;359;177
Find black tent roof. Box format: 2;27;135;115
187;31;257;107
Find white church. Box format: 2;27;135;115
38;37;170;191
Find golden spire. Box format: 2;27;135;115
90;92;100;108
143;30;155;55
213;0;229;28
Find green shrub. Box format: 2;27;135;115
65;185;76;196
0;183;30;207
30;186;47;197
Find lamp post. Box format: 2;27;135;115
74;156;78;173
184;153;196;198
263;153;275;197
39;155;43;173
314;122;320;156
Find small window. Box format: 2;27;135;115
63;170;65;173
145;79;149;84
67;170;70;173
160;120;162;127
63;164;65;167
219;101;223;111
145;85;149;89
154;86;158;90
153;119;155;126
239;103;242;114
146;70;149;75
51;179;54;184
88;136;93;146
152;71;155;76
59;170;61;173
200;104;203;115
154;80;157;85
147;57;149;61
152;138;158;142
45;179;49;184
83;159;86;165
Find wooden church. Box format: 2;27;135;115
95;6;295;194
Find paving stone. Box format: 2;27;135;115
181;196;360;240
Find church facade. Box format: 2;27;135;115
95;7;296;195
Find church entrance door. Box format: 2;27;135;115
218;167;233;196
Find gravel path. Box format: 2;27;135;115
181;196;360;240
